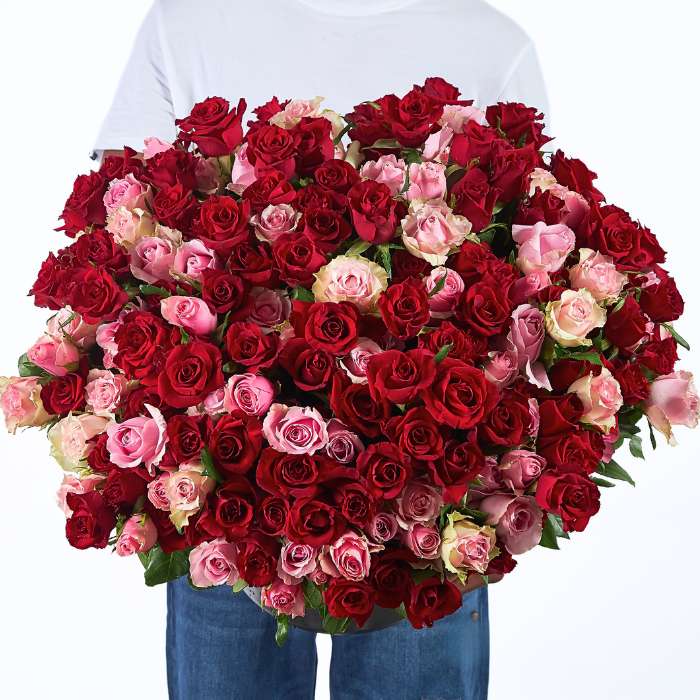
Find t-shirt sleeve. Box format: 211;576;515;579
497;42;550;124
91;2;176;159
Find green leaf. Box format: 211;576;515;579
648;419;657;451
363;101;382;111
434;343;453;364
590;476;616;488
139;284;170;298
628;435;645;460
200;447;223;483
322;614;351;635
17;353;48;378
302;579;324;610
345;240;372;257
428;272;448;298
375;244;392;278
445;164;465;179
400;148;423;165
180;328;191;344
546;513;570;540
662;323;691;351
597;459;636;487
366;138;401;150
291;286;315;303
215;310;232;343
222;361;237;374
539;516;560;550
275;614;290;647
231;578;248;594
333;122;353;145
141;546;190;587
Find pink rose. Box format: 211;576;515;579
406;161;447;201
228;143;257;194
339;338;383;384
195;158;221;195
278;541;319;584
130;236;177;284
473;456;504;496
48;414;109;472
404;522;441;560
425;266;464;319
512;221;576;275
422;126;454;163
172;239;221;281
251;204;300;244
499;450;546;492
261;580;305;618
511;270;551;305
481;494;543;556
224;373;275;416
57;473;104;516
96;317;124;370
369;512;399;543
568;367;623;433
508;304;550;390
166;464;215;529
106;208;156;247
143;137;173;160
106;404;168;473
645;371;700;443
360;155;407;196
198;387;226;416
147;473;171;511
310;568;330;586
262;403;328;455
483;349;519;388
569;248;626;303
248;287;291;328
312;255;388;313
528;398;540;438
329;532;372;581
439;105;485;133
551;184;590;229
269;97;324;128
401;200;472;266
46;308;98;349
440;513;496;577
115;515;158;557
160;296;218;336
545;289;606;348
325;419;364;464
397;482;442;525
189;538;239;588
85;369;128;417
0;376;51;433
27;334;79;377
103;174;148;215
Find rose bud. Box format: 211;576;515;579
115;514;158;557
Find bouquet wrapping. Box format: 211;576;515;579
3;77;698;641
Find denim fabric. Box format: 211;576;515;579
166;577;489;700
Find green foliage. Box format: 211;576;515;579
139;284;170;298
597;459;636;487
275;615;290;647
540;513;569;550
17;353;48;378
140;546;190;587
291;286;315;303
662;323;691;351
375;244;393;278
428;272;448;298
200;447;223;483
322;614;351;635
231;578;248;594
434;343;453;364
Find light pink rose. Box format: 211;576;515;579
329;532;372;581
251;204;300;244
261;580;305;618
512;221;576;275
0;376;51;433
269;97;324;128
568;368;623;433
499;450;546;492
27;334;79;377
508;304;550;390
339;338;383;384
263;404;328;455
550;184;590;229
360;155;407;196
422;125;454;163
278;541;319;584
440;104;485;133
481;494;543;556
56;473;104;516
197;387;226;416
95;319;122;370
645;371;700;443
511;270;551;305
115;515;158;557
147;473;171;511
248;287;291;328
166;464;215;529
85;369;128;417
48;414;109;472
106;207;156;247
406;161;447;201
228;143;257;194
224;374;275;416
484;349;519;388
425;266;464;319
143;137;173;160
545;289;606;348
46;308;98;349
310;568;330;586
161;296;218;336
569;248;626;303
189;538;239;588
440;514;496;576
173;239;220;281
103;174;148;214
404;522;441;560
397;482;442;525
528;398;540;438
130;236;178;284
325;419;364;464
369;512;399;543
402;200;472;266
106;404;168;473
312;255;388;313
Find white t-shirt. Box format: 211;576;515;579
93;0;549;156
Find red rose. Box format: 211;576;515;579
291;117;335;176
381;87;443;148
346;101;393;148
391;249;431;282
378;278;430;340
225;321;280;370
330;373;391;439
537;395;584;437
65;492;116;550
323;578;376;628
538;429;604;475
142;148;200;190
295;183;346;213
70;228;129;275
152;183;198;230
99;147;144;181
427;437;485;504
604;296;648;350
450;167;499;233
299;302;359;356
167;415;209;464
515;189;567;226
226;238;276;287
357;442;412;499
347;180;402;245
405;577;462;629
176;96;246;157
102;468;149;511
242;170;296;214
371;551;414;609
388;407;445;462
478;391;532;448
314;159;361;194
422;358;499;430
286;498;346;547
450;121;505;168
489;143;540;202
158;341;224;409
300;208;352;252
200;269;251;317
638;336;678;376
457;278;514;337
235;535;279;587
272;232;327;287
200;477;257;539
191;196;251;255
30;252;73;310
535;471;601;532
420;77;469;106
248;97;288;129
450;240;517;289
114;311;178;385
256;496;289;537
550;150;605;203
547;359;595;393
247;124;297;179
87;433;115;473
40;373;85;415
145;505;188;553
639;273;684;323
486;102;551;149
612;360;651;403
58;171;107;237
419;321;488;364
209;412;262;477
66;266;129;324
333;482;375;528
279;338;335;391
257;448;323;498
366;349;436;405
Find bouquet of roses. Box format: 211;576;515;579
2;77;697;641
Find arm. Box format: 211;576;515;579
497;42;550;121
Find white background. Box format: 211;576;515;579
0;2;698;699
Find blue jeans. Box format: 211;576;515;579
166;577;489;700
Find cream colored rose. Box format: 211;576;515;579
312;255;388;312
269;97;324;128
48;414;110;472
528;167;558;196
569;249;627;304
545;289;606;348
0;377;52;433
166;463;215;530
568;367;623;433
440;512;497;582
106;207;156;247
